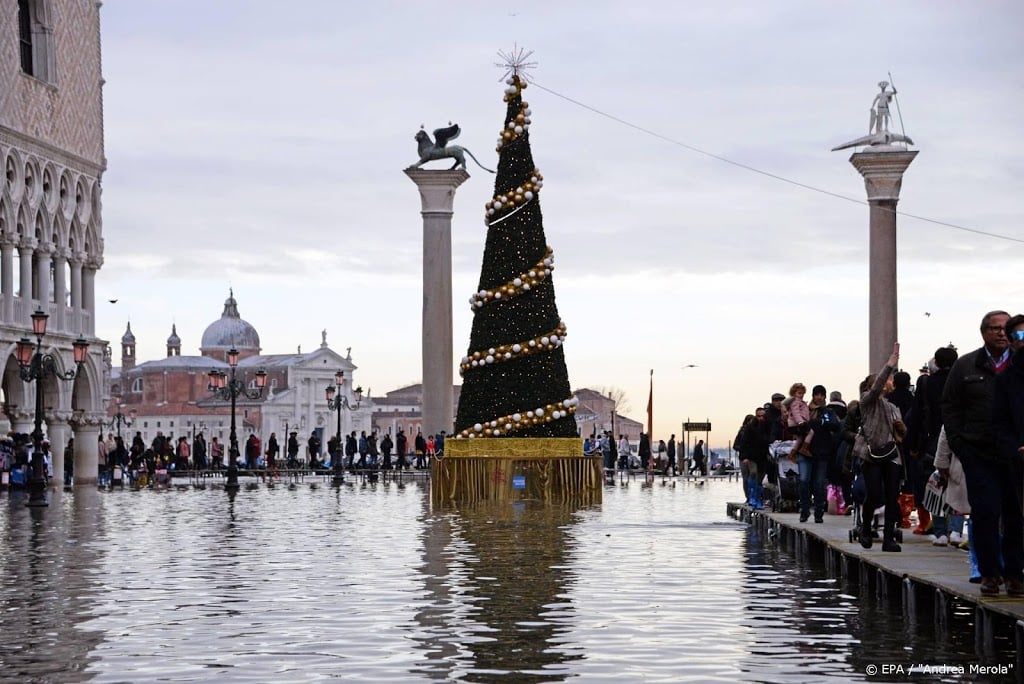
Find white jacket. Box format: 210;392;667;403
933;426;969;515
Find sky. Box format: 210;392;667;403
95;1;1024;449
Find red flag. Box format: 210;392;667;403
646;369;653;438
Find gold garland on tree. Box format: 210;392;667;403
460;321;568;374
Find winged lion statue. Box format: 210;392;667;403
410;124;494;173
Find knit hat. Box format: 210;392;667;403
812;384;827;396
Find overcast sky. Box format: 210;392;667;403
96;1;1024;447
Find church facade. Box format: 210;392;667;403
111;291;372;460
1;0;108;483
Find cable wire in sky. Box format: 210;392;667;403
529;81;1024;245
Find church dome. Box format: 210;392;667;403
166;323;181;347
200;289;260;354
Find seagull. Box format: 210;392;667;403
681;364;698;369
924;312;931;317
108;299;118;304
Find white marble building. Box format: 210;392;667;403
1;0;108;483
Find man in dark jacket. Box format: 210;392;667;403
942;310;1018;597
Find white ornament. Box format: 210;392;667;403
528;340;536;347
514;126;523;134
485;355;494;364
522;283;530;291
526;410;535;418
535;407;545;416
524;191;534;200
511;343;521;353
474;423;483;432
512;413;522;422
507;121;516;129
504;352;511;359
513;277;523;287
540;336;550;345
524;108;532;116
494;292;502;299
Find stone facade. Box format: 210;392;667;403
0;0;106;484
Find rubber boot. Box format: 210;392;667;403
749;479;764;510
968;518;981;583
859;520;873;549
912;505;932;535
882;525;902;552
898;493;915;529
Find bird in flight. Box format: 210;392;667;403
924;312;931;317
682;364;698;369
109;299;118;304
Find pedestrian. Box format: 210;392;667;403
667;434;677;476
396;429;409;470
856;342;905;552
380;432;393;470
286;431;300;469
943;310;1015;596
266;432;279;471
414;430;427;469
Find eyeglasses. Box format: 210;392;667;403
1011;329;1024;342
984;326;1007;334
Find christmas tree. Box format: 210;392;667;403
454;52;579;440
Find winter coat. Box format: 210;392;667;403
993;346;1024;463
933;426;969;514
943;346;1004;460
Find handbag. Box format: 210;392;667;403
865;399;902;461
868;441;899;461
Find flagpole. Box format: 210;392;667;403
646;369;654;439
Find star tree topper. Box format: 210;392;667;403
495;44;538;82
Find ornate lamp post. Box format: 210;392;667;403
108;399;136;444
207;347;267;491
15;309;89;507
325;370;362;486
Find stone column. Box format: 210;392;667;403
83;258;98;336
72;413;104;486
849;149;918;371
404;168;470;437
34;246;51;312
19;242;34;322
1;238;14;322
52;248;67;331
46;410;72;487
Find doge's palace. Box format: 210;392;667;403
0;0;107;484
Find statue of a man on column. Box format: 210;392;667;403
869;81;897;135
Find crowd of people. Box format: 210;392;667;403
733;310;1024;598
88;426;446;485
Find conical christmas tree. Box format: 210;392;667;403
454;64;579;440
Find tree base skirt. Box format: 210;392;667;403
433;439;602;507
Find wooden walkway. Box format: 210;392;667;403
727;502;1024;663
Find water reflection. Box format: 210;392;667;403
413;502;583;681
0;480;1016;682
0;489;106;683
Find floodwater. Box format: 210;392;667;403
0;475;1016;683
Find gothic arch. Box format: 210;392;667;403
22;157;39;209
75;178;91;225
5;148;24;203
41;163;57;214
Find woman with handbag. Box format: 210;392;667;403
856;343;905;551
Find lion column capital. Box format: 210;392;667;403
404;169;470;215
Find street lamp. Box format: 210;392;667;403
325;370;362;485
108;399;136;443
207;347;267;491
15;309;89;507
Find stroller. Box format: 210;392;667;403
766;441;801;513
